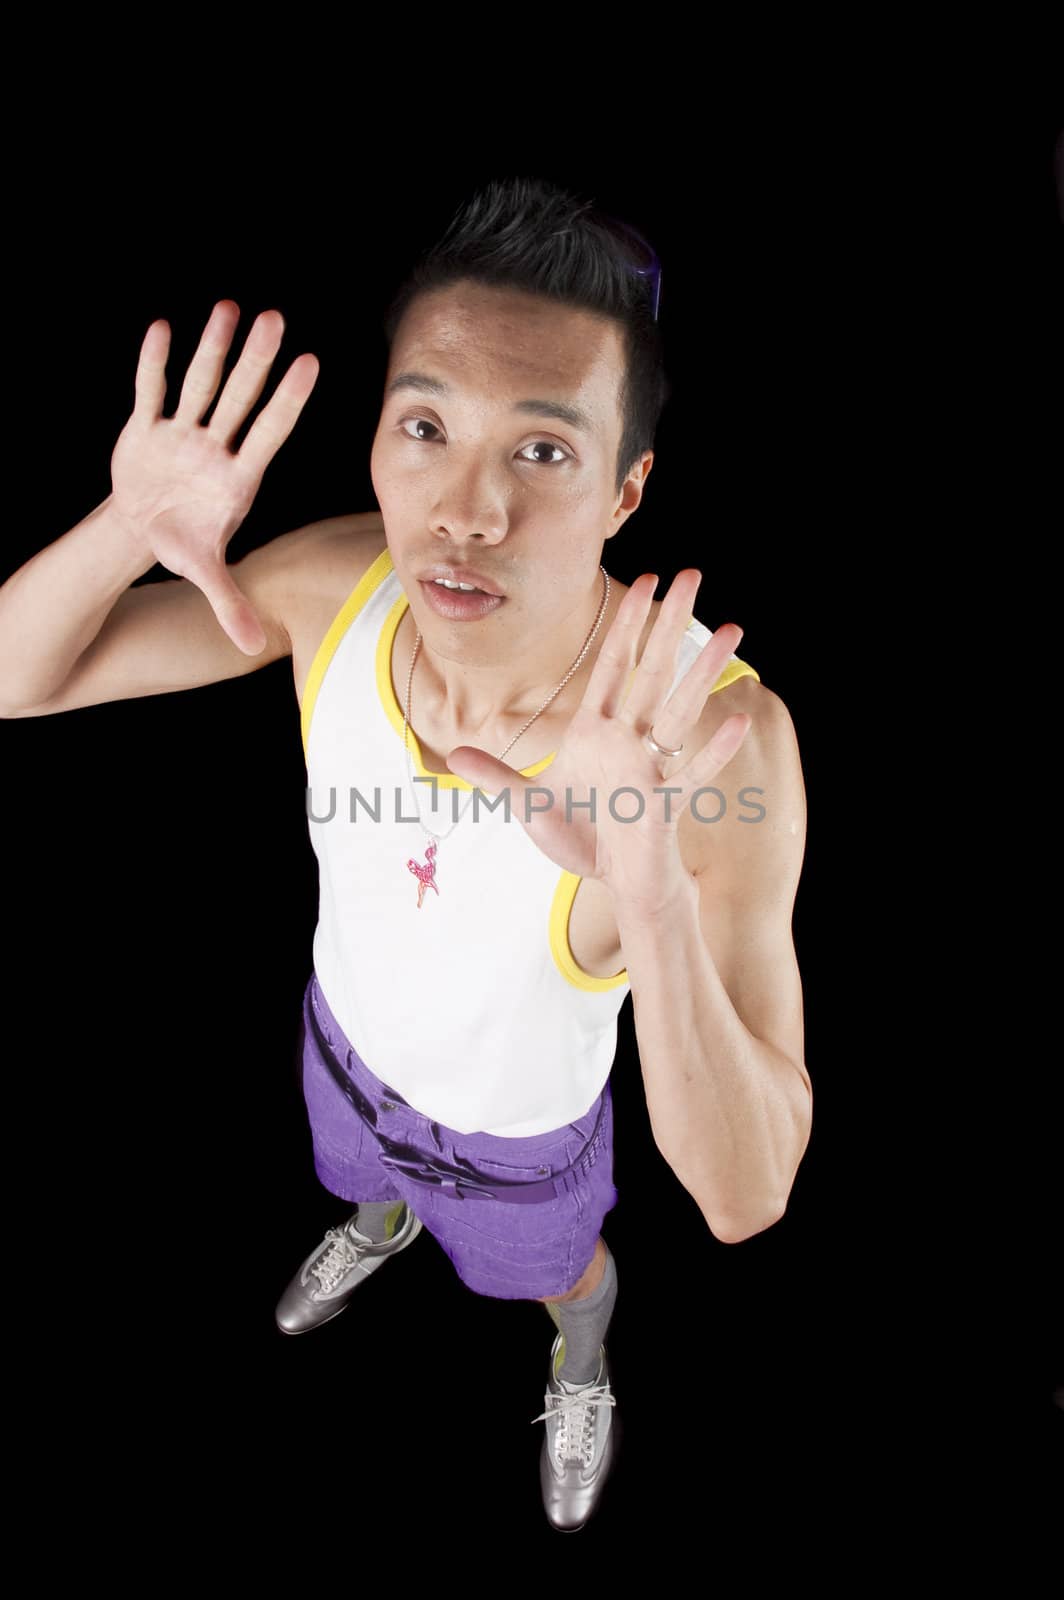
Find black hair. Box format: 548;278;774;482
381;175;671;500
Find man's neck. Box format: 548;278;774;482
404;569;617;745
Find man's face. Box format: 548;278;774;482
370;279;651;649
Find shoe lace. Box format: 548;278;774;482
310;1225;366;1294
529;1382;616;1466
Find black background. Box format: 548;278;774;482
3;103;1059;1561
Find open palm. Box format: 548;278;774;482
445;569;752;914
109;300;319;654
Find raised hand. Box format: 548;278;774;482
444;571;753;918
108;300;320;653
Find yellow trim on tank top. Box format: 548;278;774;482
375;598;760;785
549;872;630;991
301;545;396;763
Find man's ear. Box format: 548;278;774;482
607;451;654;538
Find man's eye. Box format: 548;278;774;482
399;417;443;445
520;440;569;466
398;417;568;465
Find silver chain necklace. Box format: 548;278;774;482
402;566;611;908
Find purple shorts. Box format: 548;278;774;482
296;971;619;1300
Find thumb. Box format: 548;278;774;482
191;558;269;656
445;744;526;797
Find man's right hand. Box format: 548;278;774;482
109;300;320;654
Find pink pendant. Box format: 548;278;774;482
407;840;439;908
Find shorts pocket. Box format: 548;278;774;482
448;1126;584;1185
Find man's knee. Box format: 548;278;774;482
534;1235;605;1304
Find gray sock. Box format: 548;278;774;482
555;1241;618;1386
350;1199;407;1244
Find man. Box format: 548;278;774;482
0;175;811;1533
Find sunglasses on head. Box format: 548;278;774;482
598;213;662;322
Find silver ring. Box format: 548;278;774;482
645;730;684;758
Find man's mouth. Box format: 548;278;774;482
418;579;507;620
418;564;505;597
430;577;493;594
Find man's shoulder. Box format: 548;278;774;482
252;511;389;651
296;510;388;570
252;509;387;581
677;673;805;881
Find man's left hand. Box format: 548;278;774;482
445;569;752;919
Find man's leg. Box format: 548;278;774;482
536;1235;608;1304
533;1236;618;1386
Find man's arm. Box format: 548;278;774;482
612;677;812;1242
0;299;321;714
0;497;301;717
0;510;390;720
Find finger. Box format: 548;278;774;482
185;555;269;656
621;568;703;731
644;621;744;754
132;318;172;424
670;713;752;814
172;300;243;426
444;745;524;796
580;572;659;720
206;309;289;448
235;352;321;480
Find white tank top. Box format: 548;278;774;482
301;546;760;1137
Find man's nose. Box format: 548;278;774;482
431;465;509;543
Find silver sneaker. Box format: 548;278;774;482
275;1202;422;1335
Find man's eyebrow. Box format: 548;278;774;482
384;371;595;434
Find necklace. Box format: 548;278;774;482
402;566;611;907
